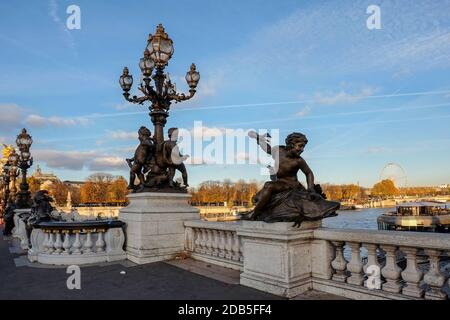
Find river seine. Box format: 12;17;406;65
323;208;388;230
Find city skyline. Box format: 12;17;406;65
1;0;450;188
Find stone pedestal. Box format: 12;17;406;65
238;220;321;298
119;192;199;264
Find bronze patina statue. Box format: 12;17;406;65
163;128;189;188
126;126;156;192
3;195;17;236
25;190;60;244
242;131;340;227
126;126;189;192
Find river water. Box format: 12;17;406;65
322;208;389;230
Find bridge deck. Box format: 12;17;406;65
0;226;343;300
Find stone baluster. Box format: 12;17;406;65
53;231;63;254
62;231;71;255
346;242;364;285
381;245;402;293
363;243;382;289
95;230;106;253
42;231;49;253
218;230;226;258
232;233;240;261
363;244;382;272
201;229;209;254
72;231;82;254
423;249;447;300
225;231;233;260
400;247;424;298
331;241;348;282
47;232;55;254
194;229;201;253
205;229;213;255
238;236;243;262
212;230;220;257
184;227;194;252
83;231;93;254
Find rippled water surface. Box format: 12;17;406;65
323;208;389;230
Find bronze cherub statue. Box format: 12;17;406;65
241;131;340;227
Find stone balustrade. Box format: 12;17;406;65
183;221;450;300
184;220;243;270
28;220;126;265
12;209;32;250
313;228;450;300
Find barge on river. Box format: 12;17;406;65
377;201;450;233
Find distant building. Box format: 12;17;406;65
63;180;85;188
32;165;59;190
439;184;449;189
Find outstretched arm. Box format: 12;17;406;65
248;130;272;155
299;158;315;191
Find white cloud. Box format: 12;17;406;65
113;102;135;111
107;130;138;141
0;104;24;132
296;106;312;117
314;88;377;105
34;149;95;170
33;149;126;171
25;115;89;128
89;157;127;171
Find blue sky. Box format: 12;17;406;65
0;0;450;188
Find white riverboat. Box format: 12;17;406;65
377;201;450;233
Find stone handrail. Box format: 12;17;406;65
313;228;450;300
28;220;126;265
184;220;243;270
183;220;450;300
12;209;32;250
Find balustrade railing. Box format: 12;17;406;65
184;221;243;270
28;220;126;265
314;228;450;300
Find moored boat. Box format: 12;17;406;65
377;201;450;233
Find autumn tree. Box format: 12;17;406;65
371;179;399;198
48;181;69;206
80;173;128;204
68;186;81;206
107;176;128;203
27;176;41;195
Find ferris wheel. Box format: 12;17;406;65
379;163;408;188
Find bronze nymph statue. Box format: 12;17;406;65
241;131;340;227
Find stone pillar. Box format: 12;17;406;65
119;192;200;264
238;220;321;298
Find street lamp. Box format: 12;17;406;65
15;128;33;208
8;149;19;196
119;23;200;145
1;160;11;214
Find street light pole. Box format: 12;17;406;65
119;24;200;191
15;128;33;209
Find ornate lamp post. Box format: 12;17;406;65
119;24;200;191
1;161;11;214
120;24;200;145
8;149;19;197
15;128;33;208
